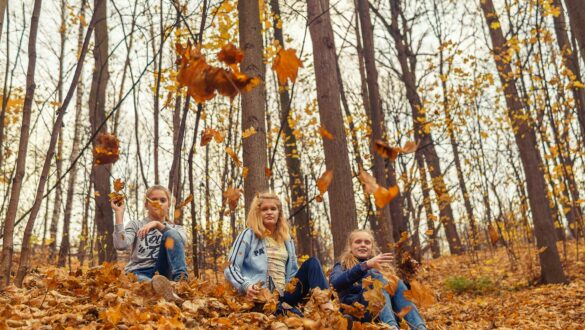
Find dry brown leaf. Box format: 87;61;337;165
403;280;435;307
224;187;242;210
358;170;378;194
319;126;334;140
272;48;303;85
226;147;242;167
374;185;399;208
242;127;257;138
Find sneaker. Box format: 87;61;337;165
152;275;184;305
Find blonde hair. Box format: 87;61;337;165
247;191;290;243
144;185;173;223
339;229;380;269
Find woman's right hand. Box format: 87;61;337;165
246;284;261;299
111;199;125;214
366;252;394;269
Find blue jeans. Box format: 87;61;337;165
131;229;188;282
281;257;329;308
378;279;427;330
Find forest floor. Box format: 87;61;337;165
0;241;584;329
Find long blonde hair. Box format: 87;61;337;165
247;191;290;243
339;229;380;269
144;185;174;223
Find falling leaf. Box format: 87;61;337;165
93;132;120;165
174;209;182;221
272;48;303;85
374;185;399;208
224;187;242;210
316;170;333;201
425;229;434;236
226;147;242;167
113;178;125;192
384;272;400;297
201;128;224;146
537;246;548;254
374;140;399;160
319;126;334;140
242;127;257;138
399;140;418;154
358;170;378;194
265;167;272;178
403;280;435;307
179;195;193;208
362;278;386;316
217;43;244;65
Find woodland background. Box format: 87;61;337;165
0;0;584;328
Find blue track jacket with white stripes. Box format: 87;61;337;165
224;228;299;294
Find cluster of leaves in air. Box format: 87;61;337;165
92;132;120;165
175;42;261;104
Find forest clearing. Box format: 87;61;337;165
1;0;585;328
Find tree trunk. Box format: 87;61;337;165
14;2;95;286
268;0;312;257
0;0;42;288
49;0;67;261
238;0;268;213
553;0;585;144
416;154;440;258
564;0;585;62
480;0;566;283
88;0;115;263
307;0;358;258
58;0;86;267
381;0;463;255
356;0;396;252
0;0;6;44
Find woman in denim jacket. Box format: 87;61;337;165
224;191;331;314
329;229;427;330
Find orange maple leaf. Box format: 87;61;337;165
272;48;303;85
316;170;333;201
217;43;244;65
374;185;399;208
93;132;120;165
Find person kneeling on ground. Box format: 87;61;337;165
330;229;427;330
112;185;187;303
224;191;332;315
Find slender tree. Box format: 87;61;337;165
563;0;585;62
268;0;312;256
480;0;566;283
307;0;358;258
238;0;269;212
0;0;43;288
88;0;116;263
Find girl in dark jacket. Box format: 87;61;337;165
329;229;427;330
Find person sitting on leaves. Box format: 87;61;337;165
329;229;427;330
224;191;332;315
111;185;187;304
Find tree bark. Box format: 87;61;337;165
381;0;463;255
48;0;67;261
0;0;42;288
0;0;6;44
480;0;566;283
564;0;585;63
356;0;396;251
238;0;269;213
307;0;358;258
88;0;116;263
268;0;312;257
58;0;87;267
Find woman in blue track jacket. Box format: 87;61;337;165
224;191;331;314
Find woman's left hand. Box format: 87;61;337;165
137;221;163;239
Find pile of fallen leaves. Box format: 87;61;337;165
421;242;585;329
1;242;583;329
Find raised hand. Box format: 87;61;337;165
366;252;394;270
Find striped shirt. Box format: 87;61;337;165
266;237;288;293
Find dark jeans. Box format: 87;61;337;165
281;257;329;307
131;229;188;282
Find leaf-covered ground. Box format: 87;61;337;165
0;242;583;329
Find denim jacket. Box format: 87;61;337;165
330;261;394;324
224;228;299;294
